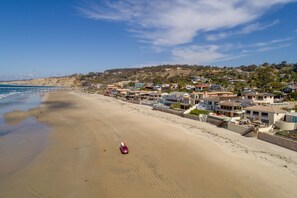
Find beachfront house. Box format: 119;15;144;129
216;101;244;118
191;92;206;104
117;89;130;98
202;97;221;110
244;105;287;126
104;84;120;96
190;91;236;105
126;90;161;102
148;92;162;101
242;92;275;105
125;90;139;100
163;92;187;107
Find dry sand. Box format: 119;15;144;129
1;91;297;198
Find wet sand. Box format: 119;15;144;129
1;91;297;197
0;118;49;179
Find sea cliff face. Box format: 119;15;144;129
2;77;81;87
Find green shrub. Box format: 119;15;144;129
275;130;297;140
170;103;181;109
189;109;209;116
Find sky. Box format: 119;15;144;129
1;0;297;80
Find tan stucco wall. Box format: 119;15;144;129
275;121;297;131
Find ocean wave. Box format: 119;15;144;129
0;92;20;100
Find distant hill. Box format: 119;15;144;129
3;62;297;93
79;62;297;93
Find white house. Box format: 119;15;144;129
244;105;287;126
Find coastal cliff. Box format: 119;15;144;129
3;77;81;87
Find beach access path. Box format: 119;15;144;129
1;91;297;198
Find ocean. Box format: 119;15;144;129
0;84;51;178
0;84;45;124
0;83;66;134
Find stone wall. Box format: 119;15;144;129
258;132;297;152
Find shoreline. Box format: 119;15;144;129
1;91;297;197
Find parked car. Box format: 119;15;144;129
120;142;129;154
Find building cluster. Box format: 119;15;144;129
104;80;297;137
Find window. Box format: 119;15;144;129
253;111;259;115
261;119;269;124
262;112;268;117
246;110;251;114
221;106;232;110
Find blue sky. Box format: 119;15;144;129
1;0;297;80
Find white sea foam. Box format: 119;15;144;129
0;92;19;100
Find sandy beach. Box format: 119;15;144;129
1;91;297;197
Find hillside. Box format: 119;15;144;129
3;62;297;94
80;62;297;93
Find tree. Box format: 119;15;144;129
254;65;279;92
287;92;297;101
128;81;135;87
293;64;297;73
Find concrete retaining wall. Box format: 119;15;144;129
206;115;226;126
153;106;183;116
227;123;253;135
183;114;200;121
125;100;140;105
275;121;297;131
258;132;297;152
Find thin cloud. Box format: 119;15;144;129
257;43;291;52
78;0;297;46
254;37;294;47
171;37;293;64
206;20;280;41
171;45;248;64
